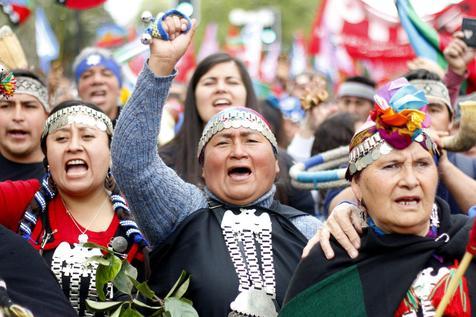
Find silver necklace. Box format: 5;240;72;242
62;196;109;244
221;208;278;317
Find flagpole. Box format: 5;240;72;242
435;218;476;317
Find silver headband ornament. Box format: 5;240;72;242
197;108;278;160
42;105;113;139
346;128;437;178
14;76;50;112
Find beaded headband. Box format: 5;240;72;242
409;79;452;116
346;78;439;179
197;108;278;161
41;105;113;139
14;76;49;112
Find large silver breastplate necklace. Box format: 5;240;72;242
221;208;278;317
51;242;111;316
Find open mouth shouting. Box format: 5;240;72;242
7;128;29;140
213;98;233;108
89;89;108;104
65;159;89;177
227;165;252;181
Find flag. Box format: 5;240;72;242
289;32;307;78
95;23;128;48
56;0;106;10
197;23;219;62
0;0;31;24
260;41;280;83
175;42;196;83
35;7;59;74
241;21;263;79
396;0;448;68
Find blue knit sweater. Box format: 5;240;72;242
111;64;321;247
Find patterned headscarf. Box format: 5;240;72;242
346;78;439;180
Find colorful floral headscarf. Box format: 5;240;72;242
346;78;439;179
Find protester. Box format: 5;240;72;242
0;70;49;181
0;100;147;316
159;51;258;186
73;47;123;124
281;78;475;316
111;16;322;316
335;76;376;121
157;42;314;212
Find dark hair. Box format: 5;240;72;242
40;100;111;165
257;98;288;148
159;53;259;186
404;69;441;81
12;69;46;85
311;112;360;155
344;76;376;89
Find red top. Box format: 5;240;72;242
0;179;120;251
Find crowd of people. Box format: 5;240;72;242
0;8;475;317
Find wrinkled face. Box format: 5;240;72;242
0;93;48;162
427;102;452;132
195;61;248;123
337;96;373;121
77;65;120;120
351;142;438;236
202;127;279;206
46;123;110;197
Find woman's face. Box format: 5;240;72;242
46;122;110;197
195;61;248;123
202;127;279;206
351;142;438;236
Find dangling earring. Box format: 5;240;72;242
357;198;368;228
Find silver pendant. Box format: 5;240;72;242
78;233;88;244
229;289;278;317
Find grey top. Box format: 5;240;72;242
111;64;322;247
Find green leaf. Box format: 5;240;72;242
110;304;125;317
113;261;138;296
87;255;111;266
151;310;167;317
85;300;122;312
132;299;162;310
123;261;138;280
173;277;190;299
134;281;156;300
83;242;110;252
165;271;188;299
122;305;144;317
96;255;122;300
163;298;198;317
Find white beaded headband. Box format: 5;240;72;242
197;108;278;160
42;105;113;139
